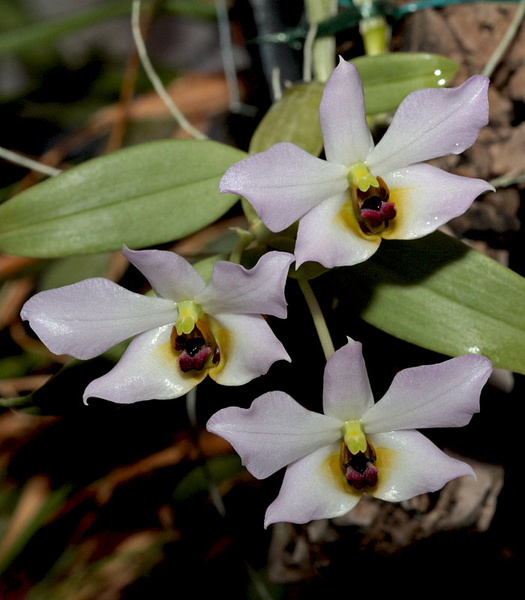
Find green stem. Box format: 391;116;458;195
298;278;335;361
354;0;390;55
360;15;390;55
229;228;253;264
304;0;338;82
185;386;198;427
185;386;227;518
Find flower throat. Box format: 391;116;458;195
171;301;220;373
347;163;396;236
340;420;378;490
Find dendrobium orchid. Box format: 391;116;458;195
21;247;294;404
220;59;494;268
207;339;492;526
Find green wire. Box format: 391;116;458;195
252;0;522;45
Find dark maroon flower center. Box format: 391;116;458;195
340;440;378;491
356;176;396;235
171;323;220;373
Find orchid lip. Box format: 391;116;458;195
340;422;379;491
354;176;396;235
171;318;220;373
346;163;395;235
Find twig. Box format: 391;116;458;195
214;0;241;112
131;0;208;140
482;0;525;78
271;66;282;101
0;146;62;177
302;23;318;82
489;170;525;188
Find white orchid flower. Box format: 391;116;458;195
21;247;294;403
220;59;493;268
207;339;492;526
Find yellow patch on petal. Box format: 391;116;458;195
336;197;382;242
208;321;233;380
374;446;397;471
380;186;414;239
154;339;177;365
324;451;362;497
338;175;401;239
335;191;382;244
367;445;399;497
154;340;207;384
323;444;399;496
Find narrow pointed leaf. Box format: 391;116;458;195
333;232;525;374
0;140;246;258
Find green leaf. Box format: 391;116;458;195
333;232;525;374
38;254;113;290
249;53;457;154
0;140;247;258
0;352;43;380
250;81;325;155
0;0;132;57
173;455;242;503
192;253;229;284
352;53;458;115
0;0;215;57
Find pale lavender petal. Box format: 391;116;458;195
122;246;206;301
370;430;475;502
362;355;492;434
322;339;374;421
220;142;348;232
294;193;380;268
84;324;205;403
20;278;178;360
208;313;291;386
367;75;490;175
264;443;361;526
197;251;294;318
320;58;374;166
207;392;341;480
381;164;494;240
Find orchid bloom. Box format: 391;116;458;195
220;59;493;268
21;247;294;404
207;339;492;526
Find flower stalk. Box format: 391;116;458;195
298;278;334;361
